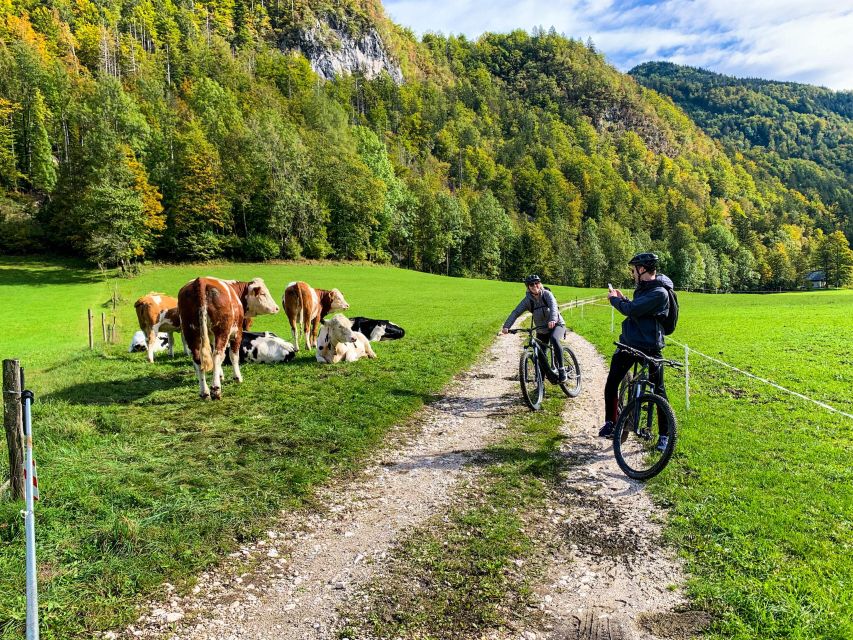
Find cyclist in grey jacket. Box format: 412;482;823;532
501;274;568;382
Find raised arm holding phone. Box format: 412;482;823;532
599;253;675;451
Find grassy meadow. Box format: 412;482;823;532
2;257;852;640
0;257;588;638
569;290;853;639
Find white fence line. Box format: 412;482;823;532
574;296;853;423
669;338;853;422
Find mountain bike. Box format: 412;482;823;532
612;342;682;480
508;325;581;410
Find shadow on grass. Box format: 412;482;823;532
44;373;185;405
0;259;102;286
388;388;438;403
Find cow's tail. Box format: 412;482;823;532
199;294;214;373
295;284;304;327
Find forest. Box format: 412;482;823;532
631;62;853;240
1;0;852;289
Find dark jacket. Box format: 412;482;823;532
503;289;564;330
609;275;672;352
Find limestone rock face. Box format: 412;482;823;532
297;15;403;84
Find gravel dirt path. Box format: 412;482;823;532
119;333;526;640
524;331;709;640
116;328;706;640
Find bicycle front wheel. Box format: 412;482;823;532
519;349;544;411
612;393;677;480
558;345;582;398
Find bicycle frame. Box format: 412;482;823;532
612;342;682;480
517;326;557;376
616;342;682;434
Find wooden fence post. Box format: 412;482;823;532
101;313;107;342
87;309;93;349
3;359;25;501
111;316;117;344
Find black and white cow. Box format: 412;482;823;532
349;317;405;341
130;330;170;354
226;331;297;365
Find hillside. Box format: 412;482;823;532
1;1;852;289
630;61;853;244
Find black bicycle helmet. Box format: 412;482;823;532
524;274;542;285
628;252;659;270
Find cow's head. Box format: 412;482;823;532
328;289;350;312
326;314;357;345
245;278;280;317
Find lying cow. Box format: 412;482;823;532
179;277;279;400
283;281;349;351
316;314;377;364
349;317;405;342
135;293;181;362
129;330;169;354
226;331;296;365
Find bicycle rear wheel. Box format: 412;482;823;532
557;345;582;398
519;349;544;410
612;393;677;480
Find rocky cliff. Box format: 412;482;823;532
296;14;403;83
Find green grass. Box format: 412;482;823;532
0;257;587;639
343;395;566;639
569;290;853;639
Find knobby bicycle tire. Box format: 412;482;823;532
557;345;582;398
612;392;677;480
519;349;544;410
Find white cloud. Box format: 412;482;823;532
383;0;853;90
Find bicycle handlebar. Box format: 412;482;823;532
614;342;683;368
507;325;552;334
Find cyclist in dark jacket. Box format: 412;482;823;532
599;253;672;450
501;274;569;382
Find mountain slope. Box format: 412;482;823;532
630;61;853;241
0;3;851;288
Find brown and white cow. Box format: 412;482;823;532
282;281;350;351
315;314;377;364
134;293;180;363
178;277;279;399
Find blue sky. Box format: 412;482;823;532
383;0;853;91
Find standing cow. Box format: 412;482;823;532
134;293;180;363
283;281;350;351
179;277;279;399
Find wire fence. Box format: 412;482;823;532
668;338;853;421
575;296;853;423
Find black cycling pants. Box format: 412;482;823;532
604;348;667;424
537;325;566;370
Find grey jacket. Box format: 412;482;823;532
503;289;564;330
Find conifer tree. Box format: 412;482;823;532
579;218;606;287
0;98;20;188
27;89;56;192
